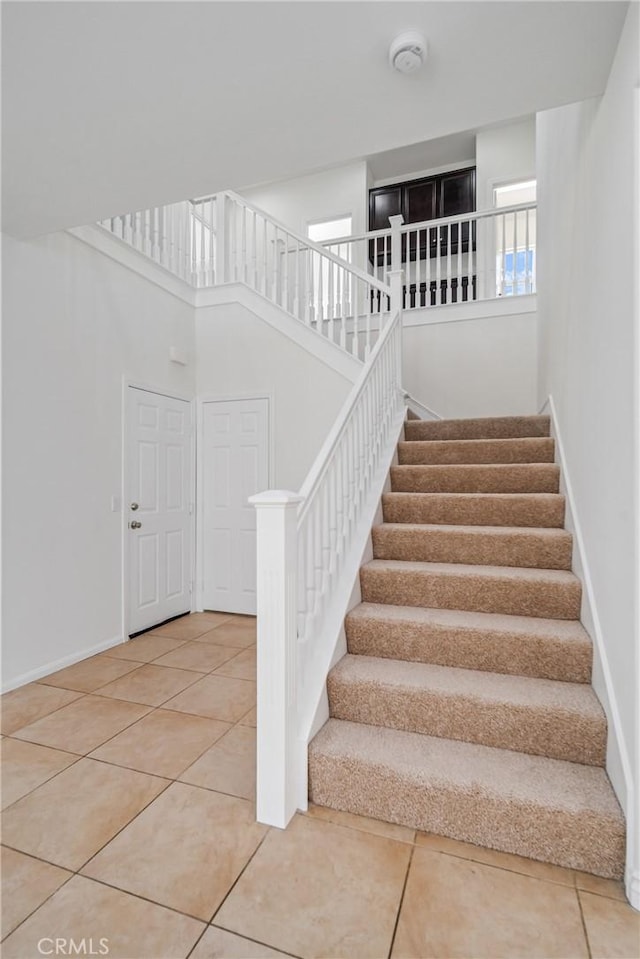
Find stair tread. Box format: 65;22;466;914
310;719;622;819
330;654;603;718
393;463;558;470
372;523;573;570
374;522;572;539
382;493;566;528
347;602;591;644
383;491;564;501
404;415;551;441
398;437;555;466
390;463;560;494
401;437;552;449
364;558;579;584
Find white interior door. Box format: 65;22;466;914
127;387;193;634
202;398;269;614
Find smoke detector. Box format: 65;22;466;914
389;31;427;74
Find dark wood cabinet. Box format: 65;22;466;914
369;167;476;263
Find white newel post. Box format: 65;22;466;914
249;489;303;829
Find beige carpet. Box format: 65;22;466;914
308;413;626;878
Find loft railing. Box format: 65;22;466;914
250;279;405;827
319;201;537;308
99;191;392;362
98;196;536;332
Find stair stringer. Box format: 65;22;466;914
545;395;638;909
197;283;363;382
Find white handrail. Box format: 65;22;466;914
404;391;442;421
318;201;537;248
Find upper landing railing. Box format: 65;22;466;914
320;202;537;307
99;191;391;362
98;194;536;358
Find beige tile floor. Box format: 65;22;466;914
2;612;639;959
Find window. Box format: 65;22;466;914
494;180;536;296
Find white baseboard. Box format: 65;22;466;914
2;634;125;694
628;869;640;912
547;394;637;908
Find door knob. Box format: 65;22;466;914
130;502;139;511
129;520;142;529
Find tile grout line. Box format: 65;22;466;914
576;886;594;959
1;689;91;737
70;871;212;925
0;750;85;812
206;827;272;926
4;697;161;773
415;843;580;890
0;861;77;944
183;923;210;959
387;840;415;959
65;773;175;876
207;923;304;959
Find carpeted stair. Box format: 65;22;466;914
308;413;625;878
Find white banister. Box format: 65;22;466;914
218;190;391;361
97;191;535;341
251;307;405;827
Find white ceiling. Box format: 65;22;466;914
1;1;628;238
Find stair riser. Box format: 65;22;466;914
345;618;592;683
360;568;582;619
391;465;560;494
382;494;566;528
372;527;573;570
398;438;555;466
405;416;551;441
308;756;625;878
327;677;605;765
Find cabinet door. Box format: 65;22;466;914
439;168;476;254
404;179;437;261
369;187;402;264
369;187;402;230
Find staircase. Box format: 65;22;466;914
308;413;625;879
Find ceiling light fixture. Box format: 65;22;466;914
389;31;427;75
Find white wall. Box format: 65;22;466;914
536;2;639;904
196;302;352;489
402;305;538;419
242;162;369;239
475;117;536;209
2;231;196;690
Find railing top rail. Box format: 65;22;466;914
198;189;391;295
297;310;401;523
319;201;537;248
319;226;392;246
